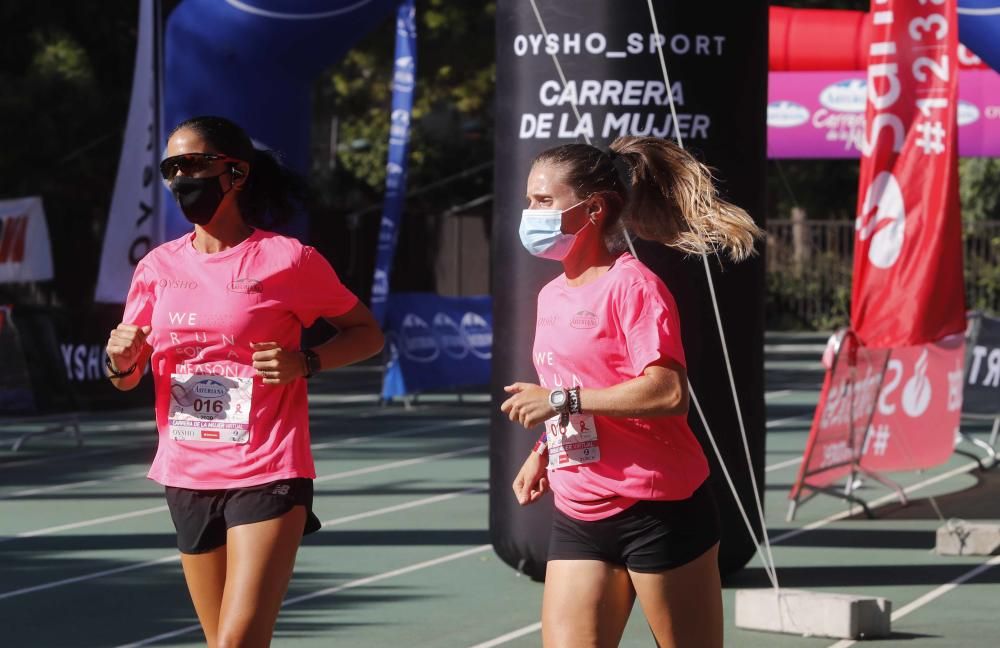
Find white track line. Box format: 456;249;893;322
764;389;793;399
313;444;487;484
771;460;980;545
765;457;801;473
467;622;543;648
0;442;150;470
319;486;487;527
0;505;170;543
0;486;487;602
0;418;486;500
0;443;486;542
0;470;150;500
0;555;181;602
310;417;487;451
766;414;813;429
826;554;1000;648
115;544;494;647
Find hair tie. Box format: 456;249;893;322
608;151;631;194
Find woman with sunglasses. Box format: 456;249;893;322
105;115;384;647
500;137;761;648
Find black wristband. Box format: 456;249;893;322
105;354;136;379
568;386;583;415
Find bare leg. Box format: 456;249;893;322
216;506;306;648
542;560;635;648
629;543;723;648
179;546;227;648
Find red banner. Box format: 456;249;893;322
790;332;964;502
851;0;965;348
791;332;890;499
859;334;964;473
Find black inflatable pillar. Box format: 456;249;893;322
490;0;768;580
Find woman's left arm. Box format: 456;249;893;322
312;301;385;371
502;357;687;428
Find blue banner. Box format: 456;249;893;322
381;293;492;399
162;0;397;241
371;0;416;325
959;1;1000;73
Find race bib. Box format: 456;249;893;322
168;373;252;444
546;413;600;469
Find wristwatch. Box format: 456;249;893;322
548;388;570;427
302;349;322;379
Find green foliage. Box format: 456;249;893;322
959;158;1000;225
319;1;496;203
0;1;138;309
766;250;852;331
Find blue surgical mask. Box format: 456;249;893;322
519;201;590;260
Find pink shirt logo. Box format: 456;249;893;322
570;310;599;329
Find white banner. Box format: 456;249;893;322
0;197;54;283
95;0;162;303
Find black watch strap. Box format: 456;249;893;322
302;349;321;379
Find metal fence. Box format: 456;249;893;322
766;219;1000;330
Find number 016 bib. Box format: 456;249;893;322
168;374;253;444
546;413;600;469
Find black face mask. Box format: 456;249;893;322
169;173;232;225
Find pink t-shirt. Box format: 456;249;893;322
532;253;709;521
122;229;359;489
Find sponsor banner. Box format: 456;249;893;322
95;0;162;303
791;332;890;497
860;335;965;473
493;0;768;579
964;313;1000;417
0;305;35;414
851;0;966;348
370;0;416;326
792;333;963;498
768;5;991;73
7;304;152;412
0;197;54;283
381;293;491;399
767;70;1000;158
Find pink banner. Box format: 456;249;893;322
791;332;890;498
768;70;1000;158
791;334;964;500
859;335;965;474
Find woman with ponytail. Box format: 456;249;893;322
501;136;760;648
105;115;383;647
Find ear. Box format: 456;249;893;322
586;195;605;223
232;162;250;188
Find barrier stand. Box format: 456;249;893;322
936;312;1000;556
786;329;899;522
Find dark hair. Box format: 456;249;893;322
168;115;306;227
533;137;761;261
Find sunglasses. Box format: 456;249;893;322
159;153;243;181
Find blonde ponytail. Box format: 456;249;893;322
610;136;762;262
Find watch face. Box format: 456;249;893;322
549;390;566;407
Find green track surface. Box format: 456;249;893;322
2;336;997;647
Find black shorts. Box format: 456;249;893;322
547;479;721;573
164;477;322;554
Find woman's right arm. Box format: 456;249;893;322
106;324;153;391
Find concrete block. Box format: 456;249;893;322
936;522;1000;556
735;588;892;639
